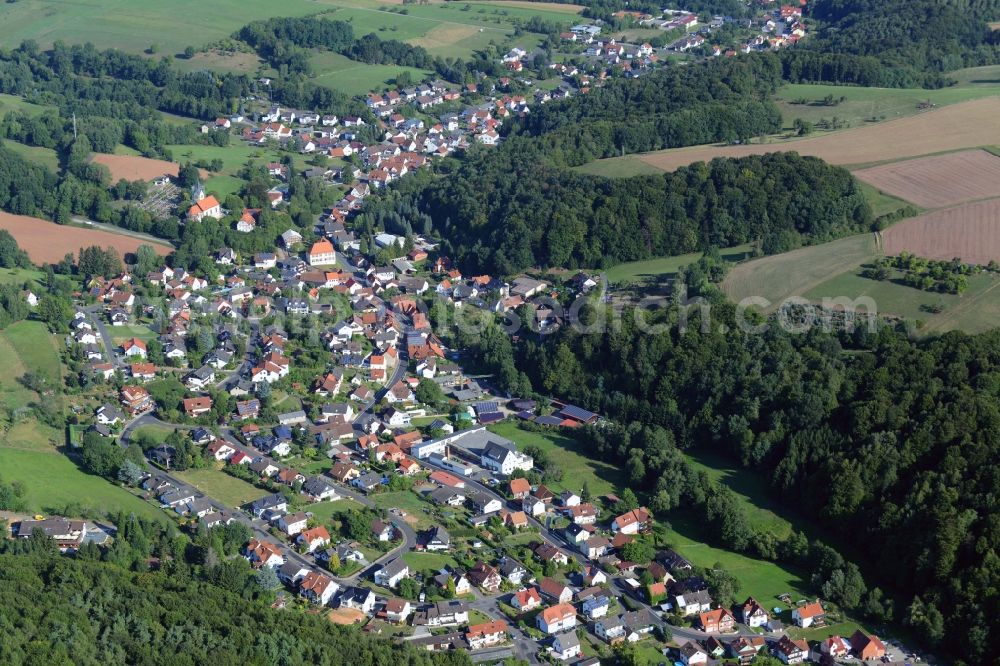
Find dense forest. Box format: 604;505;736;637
0;526;471;666
373;150;870;273
792;0;1000;86
478;299;998;663
508;55;784;164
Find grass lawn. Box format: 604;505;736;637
0;93;53;117
4;420;62;452
0;266;44;288
858;181;916;217
5;321;61;381
204;175;245;199
684;450;795;539
632;641;667;664
0;320;61;416
372;490;435;528
110;324;158;344
603;244;753;286
653;517;811;607
307;498;362;523
164;143;315;178
0;445;168;523
503;531;542;547
173;466;262;508
130;424;178;444
774;81;1000;130
572;154;665;178
487;421;624;497
403;551;458;573
311;52;434;96
3;140;60;172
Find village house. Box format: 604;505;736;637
299;570;339;606
792;600;825;628
739;596;769;627
536;603;576;634
385;598;412;624
465;620;508;650
512;587;542;612
774;635;809;664
551;631;582;662
245;538;284;568
374;558;409;588
611;507;651;534
699;608;736;633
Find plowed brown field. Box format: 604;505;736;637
90;153;178;181
882;199;1000;265
854;150;1000;208
0;212;172;264
634;97;1000;171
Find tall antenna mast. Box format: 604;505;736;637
72;112;77;140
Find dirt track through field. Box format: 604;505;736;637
635;97;1000;171
0;212;172;264
854;150;1000;208
882;199;1000;265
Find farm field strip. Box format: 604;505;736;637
881;198;1000;265
853;149;1000;209
0;212;171;264
624;97;1000;172
774;81;1000;128
91;153;179;182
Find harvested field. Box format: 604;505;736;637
90;153;178;182
327;608;367;625
721;234;877;310
882;199;1000;265
633;98;1000;171
0;212;171;264
854;150;1000;208
468;0;583;11
409;23;481;50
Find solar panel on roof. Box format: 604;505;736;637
559;404;597;421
